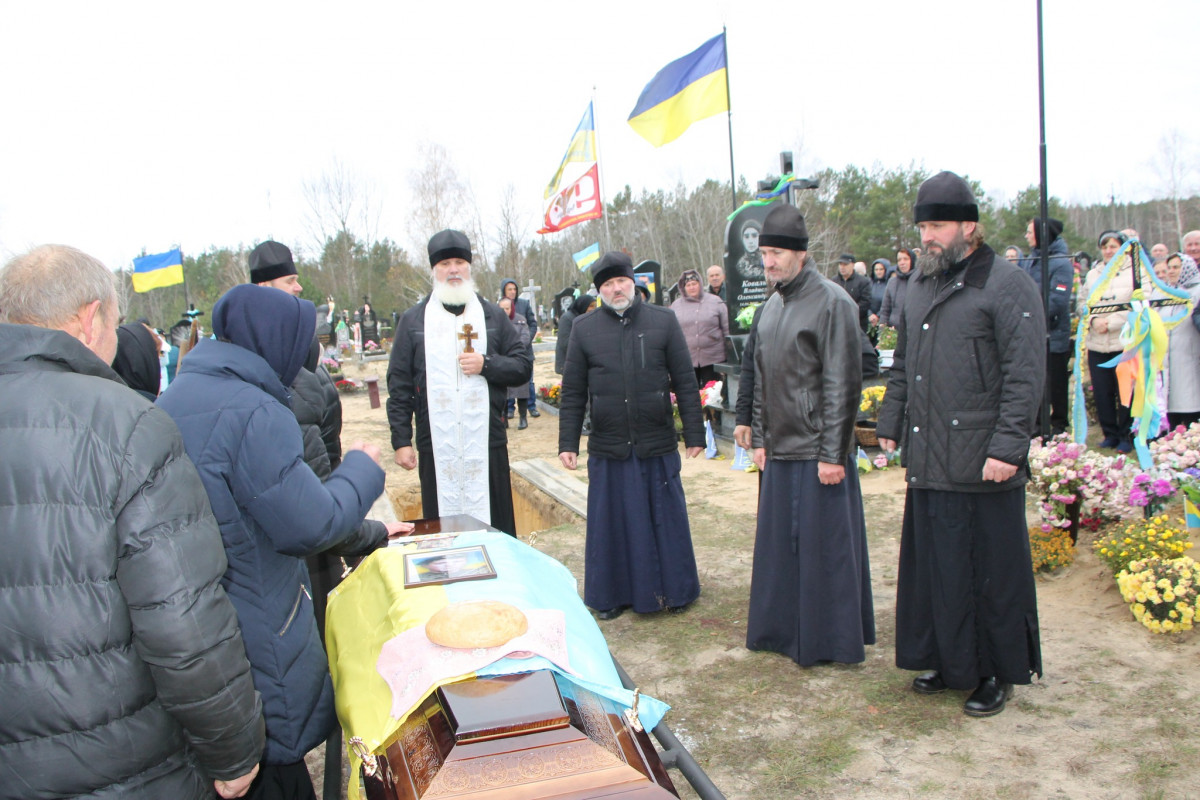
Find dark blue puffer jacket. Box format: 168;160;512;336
1021;236;1074;354
157;285;386;765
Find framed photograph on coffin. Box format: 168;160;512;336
403;545;496;588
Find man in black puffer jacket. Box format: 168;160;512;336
558;252;705;620
0;245;264;800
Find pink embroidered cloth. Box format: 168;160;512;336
376;608;573;719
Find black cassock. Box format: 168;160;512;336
895;486;1042;689
746;457;875;666
583;450;700;614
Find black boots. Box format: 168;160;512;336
517;399;529;430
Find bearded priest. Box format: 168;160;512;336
387;229;532;535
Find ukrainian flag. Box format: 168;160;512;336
544;103;597;199
628;32;728;147
131;248;184;293
573;242;601;271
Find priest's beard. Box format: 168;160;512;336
918;232;969;276
432;277;477;306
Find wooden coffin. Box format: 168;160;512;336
360;669;678;799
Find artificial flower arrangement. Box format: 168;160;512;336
321;356;341;375
859;385;886;419
335;378;360;393
537;383;562;407
1126;470;1176;516
1028;524;1076;573
875;326;898;350
1148;423;1200;472
1116;555;1200;633
362;339;383;353
1093;514;1194;576
1027;436;1124;533
700;380;723;408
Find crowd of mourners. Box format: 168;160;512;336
4;203;1200;800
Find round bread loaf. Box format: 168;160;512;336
425;600;529;649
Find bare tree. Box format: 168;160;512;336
1149;130;1194;247
302;158;381;303
408;141;473;254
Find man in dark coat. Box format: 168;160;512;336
877;171;1046;717
746;206;875;666
158;284;391;798
1021;217;1075;436
0;245;263;800
501;277;541;418
558;251;705;619
387;230;532;535
833;252;873;332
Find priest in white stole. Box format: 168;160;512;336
386;230;533;535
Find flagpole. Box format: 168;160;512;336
592;88;613;250
723;26;736;212
177;243;190;312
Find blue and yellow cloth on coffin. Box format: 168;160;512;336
325;531;668;797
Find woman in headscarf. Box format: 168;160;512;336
1080;230;1135;452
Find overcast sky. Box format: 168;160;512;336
1;0;1196;271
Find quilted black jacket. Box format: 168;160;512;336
876;245;1046;491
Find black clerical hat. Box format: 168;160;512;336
249;240;297;284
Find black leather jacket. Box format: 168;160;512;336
752;266;862;463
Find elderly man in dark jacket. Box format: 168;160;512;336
159;284;391;797
388;231;533;535
559;252;705;620
877;171;1046;718
746;205;875;666
1021;217;1075;435
0;245;263;800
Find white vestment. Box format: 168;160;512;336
424;298;491;523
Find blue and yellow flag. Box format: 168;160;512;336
131;248;184;293
628;32;728;147
544;102;597;200
573;242;601;271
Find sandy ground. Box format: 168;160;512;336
326;347;1200;800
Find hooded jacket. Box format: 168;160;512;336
112;321;162;400
878;267;912;329
0;324;264;799
500;278;538;337
1020;235;1074;353
157;285;386;765
669;269;729;367
868;259;892;316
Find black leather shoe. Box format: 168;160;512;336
912;671;948;694
517;417;528;430
594;606;627;621
963;677;1013;717
529;407;541;418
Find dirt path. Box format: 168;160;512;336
333;352;1200;800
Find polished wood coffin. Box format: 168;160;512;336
360;669;678;799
